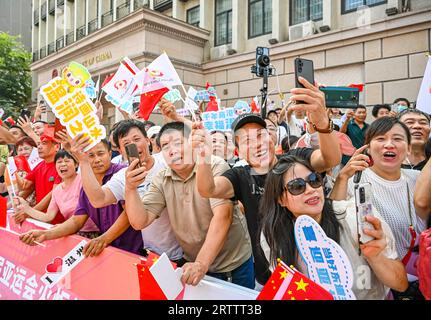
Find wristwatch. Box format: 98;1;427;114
310;118;333;134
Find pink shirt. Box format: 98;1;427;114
48;174;99;233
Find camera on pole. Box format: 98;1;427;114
251;47;275;119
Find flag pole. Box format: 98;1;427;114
0;227;46;247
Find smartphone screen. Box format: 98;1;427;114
294;58;314;88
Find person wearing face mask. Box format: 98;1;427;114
331;117;429;299
398;109;431;171
259;155;407;299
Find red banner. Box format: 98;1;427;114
0;215;140;300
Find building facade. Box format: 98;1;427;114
31;0;431;127
0;0;32;51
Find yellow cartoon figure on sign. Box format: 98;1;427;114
61;62;91;93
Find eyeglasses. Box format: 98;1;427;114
283;172;323;196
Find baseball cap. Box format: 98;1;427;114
231;113;266;132
147;125;161;138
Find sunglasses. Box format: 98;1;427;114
283;172;323;196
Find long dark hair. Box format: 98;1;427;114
259;155;340;268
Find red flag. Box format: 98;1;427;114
139;87;170;120
348;84;364;92
5;117;15;126
257;260;333;300
14;156;31;174
206;97;219;112
250;97;260;113
136;262;167;300
101;73;115;89
0;196;7;228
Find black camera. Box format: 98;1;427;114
251;47;273;77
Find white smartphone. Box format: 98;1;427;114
354;182;375;244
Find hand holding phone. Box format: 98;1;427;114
20;109;32;120
353;148;373;184
125;143;141;168
354;182;375;244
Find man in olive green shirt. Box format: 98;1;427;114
124;121;253;289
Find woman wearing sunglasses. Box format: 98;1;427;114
259;155;407;299
331;117;428;299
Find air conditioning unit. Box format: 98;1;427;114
210;44;231;60
288;21;317;41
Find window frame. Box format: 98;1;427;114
289;0;323;27
248;0;272;39
186;5;200;27
214;0;233;47
341;0;387;15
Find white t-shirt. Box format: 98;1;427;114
347;168;426;260
260;199;398;300
277;126;288;145
104;153;183;260
111;154;127;165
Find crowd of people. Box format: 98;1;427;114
2;77;430;300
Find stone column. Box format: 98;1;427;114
272;0;289;42
232;0;246;53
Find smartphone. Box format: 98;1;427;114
20;109;31;120
354;182;375;244
294;58;314;89
125;143;141;168
319;86;360;109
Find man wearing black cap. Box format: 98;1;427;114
192;77;342;286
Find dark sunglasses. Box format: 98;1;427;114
283;172;323;196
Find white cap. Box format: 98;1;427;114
147;126;162;138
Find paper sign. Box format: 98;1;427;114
41;240;87;288
416;56;431;114
40;62;106;151
163;89;182;103
202;107;238;132
149;253;183;300
294;215;356;300
27;148;43;170
7;157;17;176
233;100;251;115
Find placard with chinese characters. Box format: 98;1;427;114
294;215;356;300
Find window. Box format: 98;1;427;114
215;0;232;46
187;6;200;27
342;0;387;14
249;0;272;38
290;0;323;26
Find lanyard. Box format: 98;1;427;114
402;181;417;266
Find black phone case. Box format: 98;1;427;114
125;144;140;166
294;58;315;88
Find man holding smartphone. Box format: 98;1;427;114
70;119;183;263
193;77;342;286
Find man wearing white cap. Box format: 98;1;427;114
147;125;161;154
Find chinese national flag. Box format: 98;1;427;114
136;262;168;300
136;252;180;300
0;196;7;228
257;261;333;300
139;87;170;120
14;156;31;174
